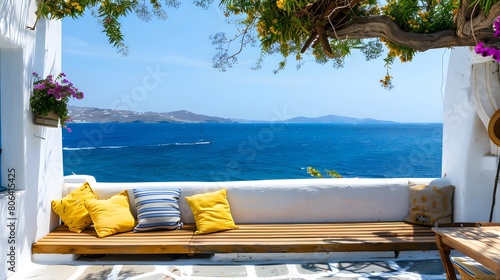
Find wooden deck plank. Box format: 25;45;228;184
32;225;195;254
32;222;437;255
188;222;437;254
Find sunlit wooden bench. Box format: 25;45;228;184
33;176;450;258
32;221;437;256
32;224;196;255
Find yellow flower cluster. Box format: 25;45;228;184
60;0;83;14
269;19;280;35
406;19;420;31
380;74;393;89
388;49;411;62
381;38;412;62
380;4;392;13
418;11;429;23
257;20;265;37
380;5;396;21
276;0;285;9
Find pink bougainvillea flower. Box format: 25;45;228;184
474;16;500;61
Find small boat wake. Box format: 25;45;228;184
158;141;213;146
63;141;213;151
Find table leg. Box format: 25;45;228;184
435;235;457;280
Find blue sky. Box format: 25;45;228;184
62;4;449;123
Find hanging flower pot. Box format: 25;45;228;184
33;111;60;127
30;72;84;131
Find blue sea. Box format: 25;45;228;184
62;122;443;182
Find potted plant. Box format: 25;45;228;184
30;72;84;131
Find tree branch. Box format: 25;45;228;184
326;15;495;51
461;1;500;36
301;32;318;53
317;24;334;57
455;0;471;37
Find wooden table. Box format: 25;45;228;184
433;225;500;280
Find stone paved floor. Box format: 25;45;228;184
13;252;456;280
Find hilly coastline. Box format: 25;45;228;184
68;106;395;124
68;106;232;123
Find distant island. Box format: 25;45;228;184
68;106;395;124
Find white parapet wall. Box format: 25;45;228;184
63;175;449;224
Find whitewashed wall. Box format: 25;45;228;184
63;175;445;224
442;47;500;222
0;1;63;279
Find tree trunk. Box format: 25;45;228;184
326;15;496;51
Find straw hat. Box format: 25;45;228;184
488;109;500;146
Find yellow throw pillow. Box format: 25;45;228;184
85;190;136;237
51;182;96;233
185;188;238;234
404;183;455;226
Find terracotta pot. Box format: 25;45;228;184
33;111;59;127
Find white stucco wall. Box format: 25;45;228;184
0;1;63;279
64;175;448;224
443;47;500;223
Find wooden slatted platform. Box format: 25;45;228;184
189;222;437;254
32;222;437;255
32;224;196;254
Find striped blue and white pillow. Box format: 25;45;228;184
132;188;182;232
